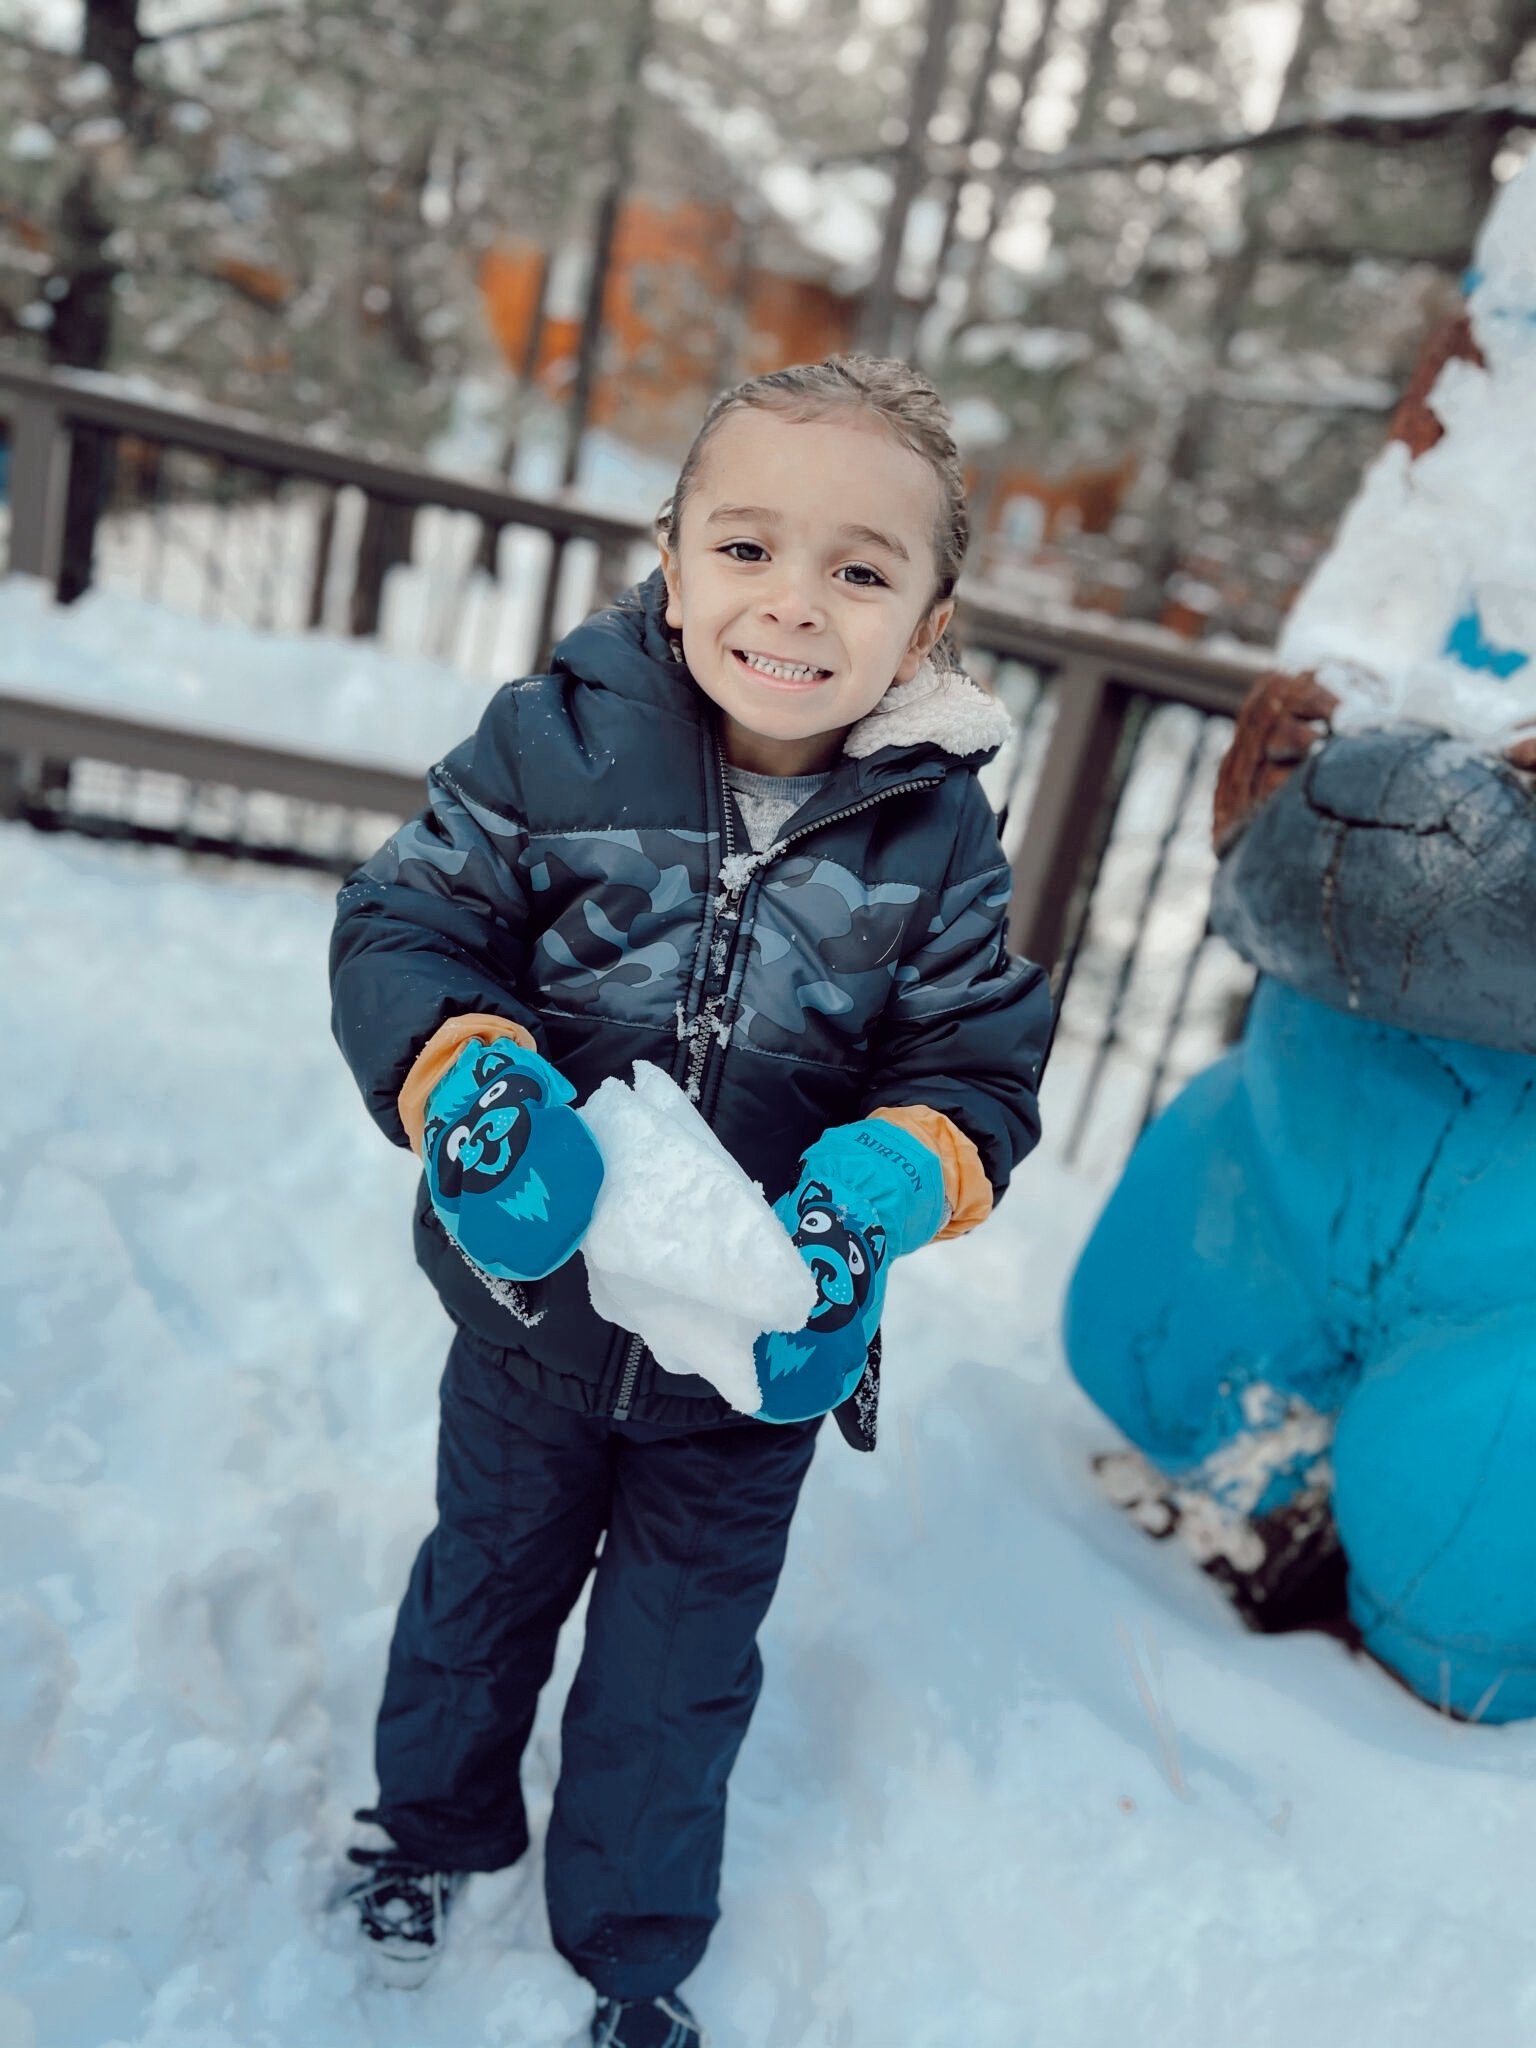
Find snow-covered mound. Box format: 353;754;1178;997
1279;162;1536;745
581;1063;814;1414
8;822;1536;2047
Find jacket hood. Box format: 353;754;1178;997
549;570;698;719
552;569;1013;772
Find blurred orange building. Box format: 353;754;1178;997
479;197;858;458
474;97;1155;613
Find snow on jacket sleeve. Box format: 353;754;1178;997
329;685;545;1148
861;781;1052;1206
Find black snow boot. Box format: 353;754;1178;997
591;1991;707;2046
341;1835;465;1988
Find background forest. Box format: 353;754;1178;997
3;0;1535;642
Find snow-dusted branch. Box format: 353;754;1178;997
1269;238;1484;270
142;5;289;44
1213;366;1398;413
999;82;1536;179
822;81;1536;179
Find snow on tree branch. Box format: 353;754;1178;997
143;7;291;46
823;82;1536;179
999;83;1536;180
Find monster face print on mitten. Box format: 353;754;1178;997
423;1037;604;1283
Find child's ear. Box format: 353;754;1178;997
895;598;956;683
658;533;684;631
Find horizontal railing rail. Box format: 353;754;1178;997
0;361;653;555
0;689;425;818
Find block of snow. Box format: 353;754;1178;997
580;1062;815;1414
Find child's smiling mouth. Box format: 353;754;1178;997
731;647;834;690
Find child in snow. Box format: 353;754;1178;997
328;353;1051;2046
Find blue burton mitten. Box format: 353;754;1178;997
422;1035;604;1282
755;1119;947;1424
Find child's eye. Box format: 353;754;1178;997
838;562;889;588
719;541;768;563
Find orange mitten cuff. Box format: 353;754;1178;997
397;1013;537;1156
869;1105;994;1240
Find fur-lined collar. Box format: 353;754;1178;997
842;658;1014;761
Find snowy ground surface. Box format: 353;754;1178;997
5;821;1536;2048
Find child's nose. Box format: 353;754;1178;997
759;570;823;629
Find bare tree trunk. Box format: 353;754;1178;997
378;127;437;377
47;170;115;377
905;0;1010;354
82;0;145;125
1118;0;1336;621
714;199;760;393
49;0;144;600
50;0;143;375
476;244;555;575
559;0;655;491
855;0;963;357
949;0;1064;332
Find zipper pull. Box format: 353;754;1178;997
714;846;772;915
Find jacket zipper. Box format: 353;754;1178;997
694;774;941;1124
610;761;941;1422
613;745;741;1421
680;748;741;1106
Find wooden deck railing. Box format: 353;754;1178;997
0;361;649;662
0;366;1271;1156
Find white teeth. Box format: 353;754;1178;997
739;650;823;681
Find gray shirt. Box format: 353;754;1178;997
722;764;831;852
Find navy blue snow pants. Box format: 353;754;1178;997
371;1331;822;1999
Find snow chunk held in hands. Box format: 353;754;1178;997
581;1063;815;1414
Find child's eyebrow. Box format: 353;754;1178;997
837;522;909;563
703;504;910;563
705;503;781;529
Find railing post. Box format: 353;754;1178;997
57;424;113;604
306;485;338;629
1007;660;1133;974
7;392;69;586
533;533;569;671
0;746;33;820
586;532;632;617
349;494;416;638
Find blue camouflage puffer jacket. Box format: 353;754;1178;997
329;570;1051;1436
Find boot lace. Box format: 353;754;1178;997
344;1842;448;1949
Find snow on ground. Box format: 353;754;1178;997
6;822;1536;2048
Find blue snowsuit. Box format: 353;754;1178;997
329;572;1050;1994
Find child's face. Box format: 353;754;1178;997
659;407;955;776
